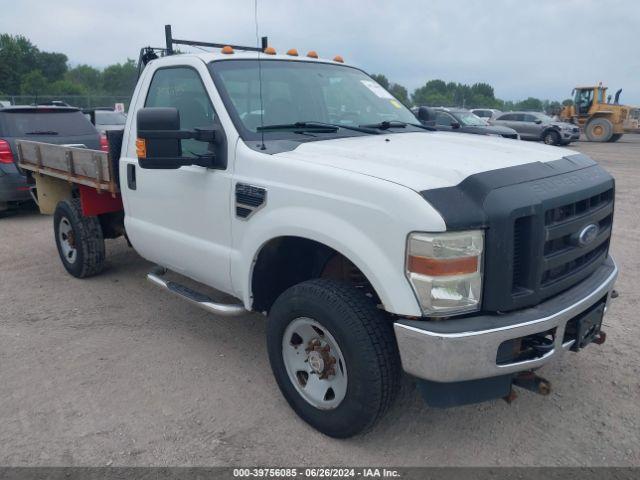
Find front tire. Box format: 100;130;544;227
267;279;401;438
543;129;560;145
53;198;105;278
585;118;614;142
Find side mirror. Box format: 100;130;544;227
451;121;461;129
534;119;543;124
136;107;219;169
416;106;431;123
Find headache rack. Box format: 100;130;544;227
137;25;268;77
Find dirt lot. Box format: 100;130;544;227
1;135;639;467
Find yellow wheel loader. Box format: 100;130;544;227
559;84;629;142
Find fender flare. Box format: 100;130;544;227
234;206;423;317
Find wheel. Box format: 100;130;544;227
53;198;105;278
267;279;401;438
608;133;623;142
543;129;560;145
585;118;614;142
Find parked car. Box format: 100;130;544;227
84;108;127;134
471;108;503;122
37;100;72;107
0;105;104;212
414;106;519;139
492;111;580;145
19;27;617;438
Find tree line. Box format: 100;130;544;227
370;74;573;113
1;32;571;113
0;33;136;97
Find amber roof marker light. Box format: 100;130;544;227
264;46;276;55
307;50;318;59
333;55;344;63
286;48;299;56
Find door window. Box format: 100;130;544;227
523;114;538;123
435;112;456;126
145;67;216;157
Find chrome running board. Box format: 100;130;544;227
146;266;247;317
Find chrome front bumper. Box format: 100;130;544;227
393;257;618;383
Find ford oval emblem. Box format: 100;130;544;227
578;224;599;247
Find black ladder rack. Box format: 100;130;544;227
164;24;267;54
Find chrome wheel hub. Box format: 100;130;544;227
282;317;348;410
307;350;325;374
58;217;77;264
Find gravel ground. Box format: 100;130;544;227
0;135;638;467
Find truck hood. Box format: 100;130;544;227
275;131;576;191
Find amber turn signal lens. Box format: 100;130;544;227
333;55;344;63
136;138;146;158
264;46;276;55
221;45;234;54
286;48;298;56
307;50;318;58
408;255;478;277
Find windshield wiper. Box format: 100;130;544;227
257;121;379;135
359;120;435;132
24;130;59;135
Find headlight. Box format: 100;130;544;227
405;231;484;316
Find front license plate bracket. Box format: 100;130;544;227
566;301;605;352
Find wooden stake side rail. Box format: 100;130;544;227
16;140;119;195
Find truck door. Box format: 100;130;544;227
121;62;233;292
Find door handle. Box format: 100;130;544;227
127;164;137;190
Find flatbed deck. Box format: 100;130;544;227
16;140;119;195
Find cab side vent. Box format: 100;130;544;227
236;183;266;219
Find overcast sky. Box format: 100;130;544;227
2;0;639;103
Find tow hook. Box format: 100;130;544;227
593;330;607;345
503;372;552;403
513;372;551;396
611;289;619;299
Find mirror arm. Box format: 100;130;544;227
138;129;194;140
138;128;216;142
193;128;216;142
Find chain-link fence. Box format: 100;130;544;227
0;95;131;110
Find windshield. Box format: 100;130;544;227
2;111;96;136
209;59;418;140
455;112;488;126
95;111;126;125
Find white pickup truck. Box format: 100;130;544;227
18;28;618;438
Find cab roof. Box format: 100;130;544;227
155;50;351;66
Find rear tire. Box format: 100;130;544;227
267;279;401;438
585;118;614;142
608;133;623;143
53;198;105;278
543;129;560;145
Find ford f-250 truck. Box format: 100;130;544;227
17;27;617;438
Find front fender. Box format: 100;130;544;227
231;205;425;317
